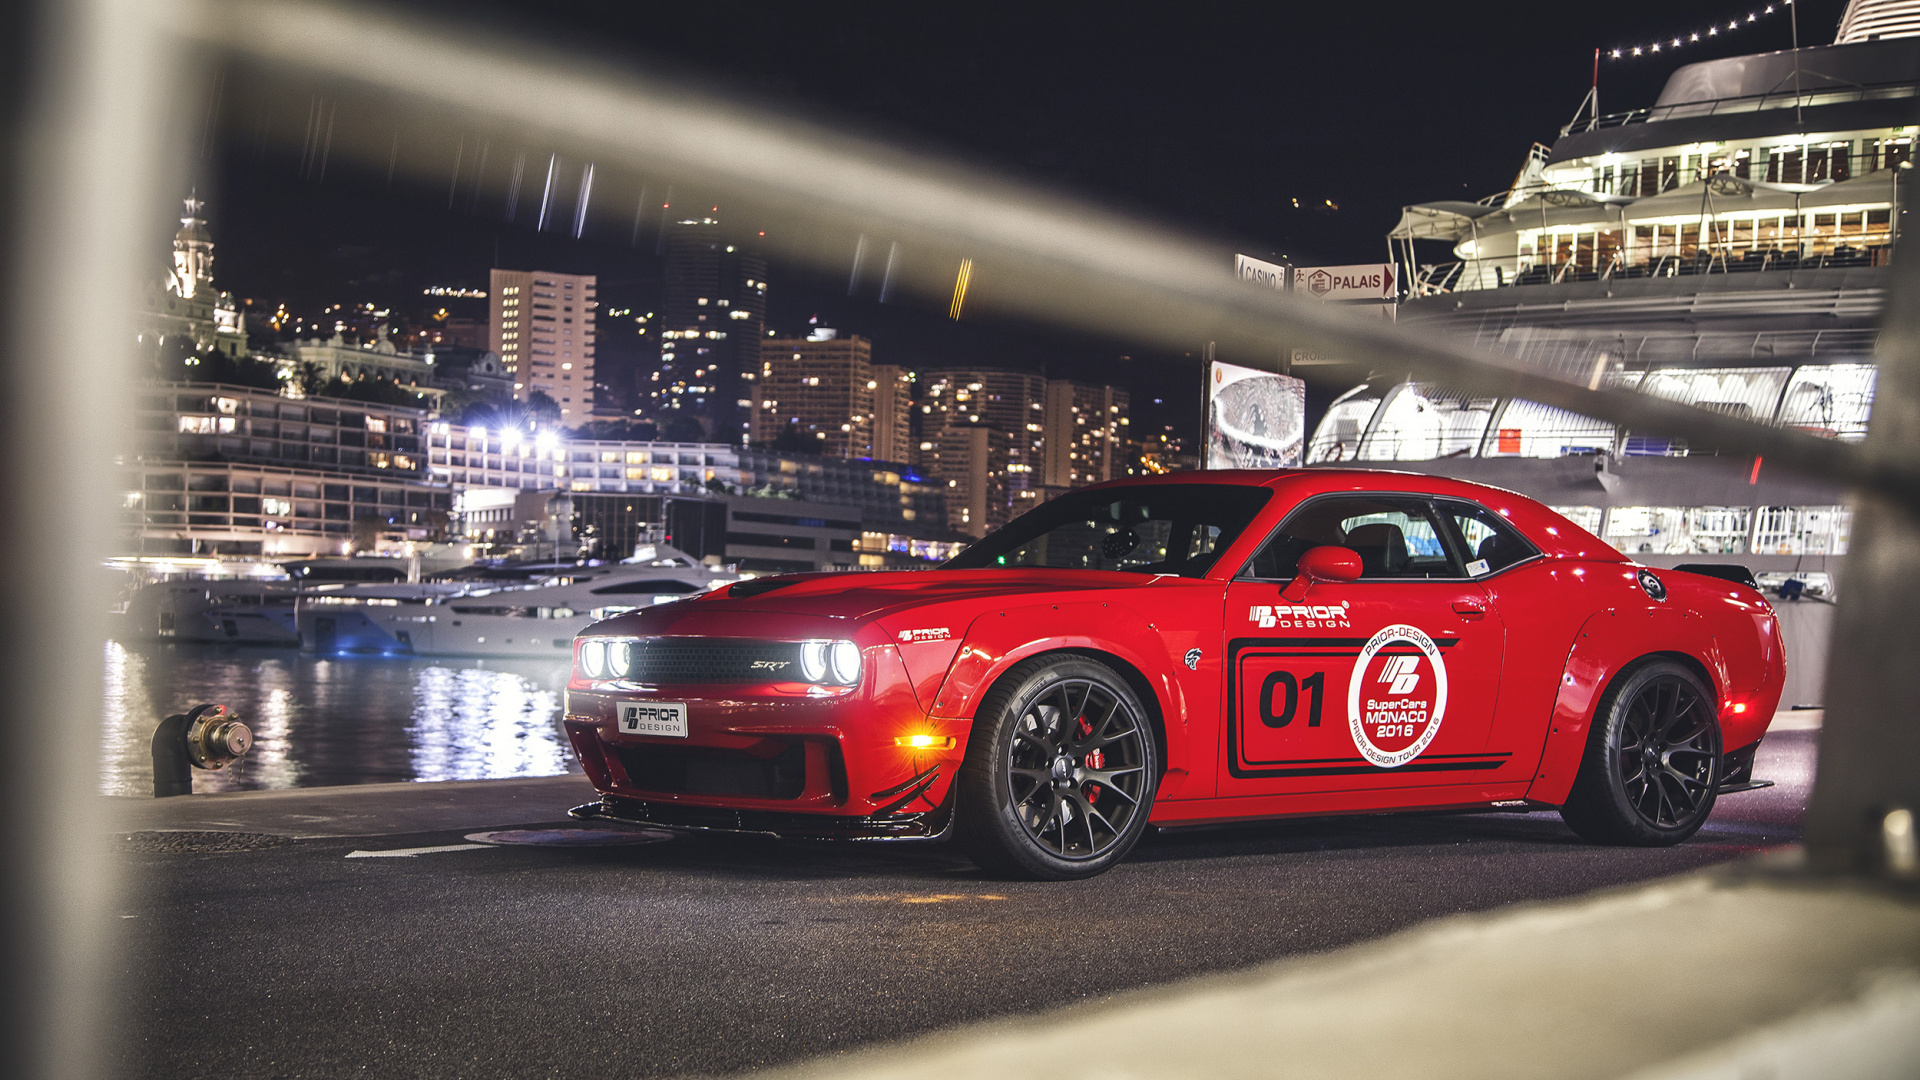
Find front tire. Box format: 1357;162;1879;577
956;656;1159;880
1560;659;1721;845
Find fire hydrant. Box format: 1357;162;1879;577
151;703;253;797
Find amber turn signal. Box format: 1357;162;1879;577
895;735;955;750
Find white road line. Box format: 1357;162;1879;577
344;843;493;859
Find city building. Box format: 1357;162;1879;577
935;424;1013;537
567;491;965;571
488;268;597;421
119;383;453;557
917;367;1048;520
652;217;768;442
290;325;444;403
754;332;909;460
1042;379;1131;489
137;196;247;360
870;364;914;465
423;344;514;400
423;424;947;535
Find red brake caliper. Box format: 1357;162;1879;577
1077;716;1104;801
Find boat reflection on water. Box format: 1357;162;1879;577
100;640;577;796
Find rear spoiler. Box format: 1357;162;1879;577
1671;563;1759;589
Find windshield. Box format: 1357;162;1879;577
944;484;1273;578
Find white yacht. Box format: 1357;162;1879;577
114;557;421;645
119;576;305;645
294;545;739;659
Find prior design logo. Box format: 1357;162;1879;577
896;627;952;644
1249;600;1351;629
1183;648;1203;670
1345;624;1449;769
1377;655;1420;695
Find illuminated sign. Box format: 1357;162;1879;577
1234;254;1288;291
1293;263;1397;301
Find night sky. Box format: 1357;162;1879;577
202;0;1850;439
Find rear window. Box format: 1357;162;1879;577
945;484;1273;578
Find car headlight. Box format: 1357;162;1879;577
799;640;829;682
578;637;637;680
607;639;635;678
829;640;861;685
798;639;861;686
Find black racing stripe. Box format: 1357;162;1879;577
1229;758;1510;779
1228;636;1463;650
1236;752;1513;767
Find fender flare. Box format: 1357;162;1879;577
1526;606;1732;806
927;601;1189;781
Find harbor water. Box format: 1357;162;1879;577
102;640;580;796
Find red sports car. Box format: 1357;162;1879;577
564;470;1784;879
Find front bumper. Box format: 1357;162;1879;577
563;663;968;832
569;791;955;842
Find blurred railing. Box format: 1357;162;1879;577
1411;244;1893;297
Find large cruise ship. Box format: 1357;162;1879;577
1318;0;1920;707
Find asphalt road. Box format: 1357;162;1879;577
112;730;1815;1080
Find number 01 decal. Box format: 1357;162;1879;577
1345;624;1449;768
1258;670;1324;728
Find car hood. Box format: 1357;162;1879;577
703;568;1172;621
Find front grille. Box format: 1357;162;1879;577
616;741;808;800
618;637;804;683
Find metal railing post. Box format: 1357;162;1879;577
1805;156;1920;877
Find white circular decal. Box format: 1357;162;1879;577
1346;623;1449;769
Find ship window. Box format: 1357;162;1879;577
1356;384;1495;462
1777;364;1876;441
1482;399;1613;459
1305;384;1383;464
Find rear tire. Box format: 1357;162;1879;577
956;656;1159;880
1560;659;1721;846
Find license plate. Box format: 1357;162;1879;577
618;701;689;738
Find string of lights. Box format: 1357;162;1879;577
1606;1;1793;60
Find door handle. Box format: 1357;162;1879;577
1452;600;1486;619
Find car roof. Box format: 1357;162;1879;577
1076;468;1623;563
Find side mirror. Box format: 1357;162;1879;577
1281;545;1362;602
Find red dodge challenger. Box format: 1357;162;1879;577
565;470;1784;879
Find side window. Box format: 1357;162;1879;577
1241;496;1462;581
1442;501;1539;576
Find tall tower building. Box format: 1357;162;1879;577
936;425;1012;537
140;196;246;359
869;364;913;465
1043;379;1131;489
754;333;884;458
653;217;767;443
917;367;1048;515
489;269;597;423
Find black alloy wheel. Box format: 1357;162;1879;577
956;656;1158;880
1560;659;1721;846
